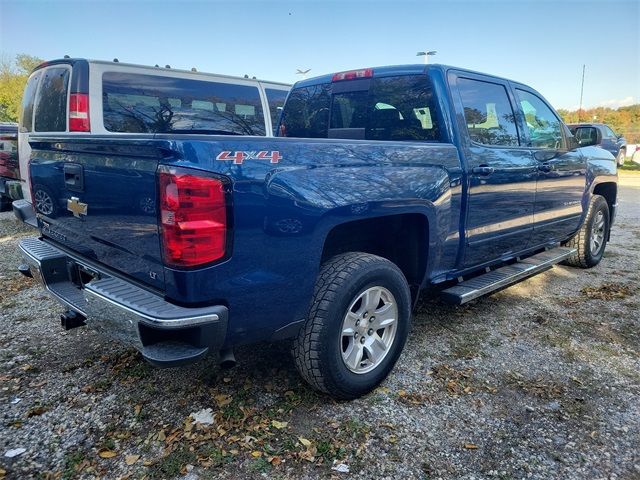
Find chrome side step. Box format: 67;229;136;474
440;247;576;305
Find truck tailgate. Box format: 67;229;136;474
29;137;166;291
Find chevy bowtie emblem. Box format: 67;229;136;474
67;197;88;218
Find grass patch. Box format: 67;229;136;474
148;447;197;479
620;162;640;172
62;451;85;480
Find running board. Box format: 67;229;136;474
440;247;576;305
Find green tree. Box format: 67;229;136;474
0;53;43;122
558;105;640;143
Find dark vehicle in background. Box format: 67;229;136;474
18;64;617;400
15;58;290;219
568;123;627;166
0;122;23;210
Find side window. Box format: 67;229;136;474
457;77;519;147
34;67;70;132
279;83;331;138
603;125;617;138
515;90;564;149
102;72;266;135
20;72;41;132
265;88;289;134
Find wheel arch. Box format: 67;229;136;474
319;212;430;301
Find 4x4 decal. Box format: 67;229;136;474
216;151;282;165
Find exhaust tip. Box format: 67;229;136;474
219;348;236;369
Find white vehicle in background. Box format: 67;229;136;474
15;58;290;222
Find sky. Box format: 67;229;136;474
1;0;638;110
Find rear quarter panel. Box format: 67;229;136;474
155;135;463;345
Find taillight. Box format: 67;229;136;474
331;68;373;82
69;93;90;132
158;167;228;268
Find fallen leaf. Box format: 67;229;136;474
251;450;262;458
125;454;140;465
463;443;478;450
98;448;117;459
269;456;282;466
298;437;312;448
214;394;232;407
271;420;288;430
157;430;166;441
134;404;142;416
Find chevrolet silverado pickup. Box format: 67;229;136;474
17;64;618;399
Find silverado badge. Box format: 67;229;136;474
67;197;88;218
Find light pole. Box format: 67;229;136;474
416;50;437;64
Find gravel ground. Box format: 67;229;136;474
1;177;639;480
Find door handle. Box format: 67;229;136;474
538;163;552;173
64;163;84;192
472;165;494;176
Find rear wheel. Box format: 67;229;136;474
292;252;411;400
563;195;609;268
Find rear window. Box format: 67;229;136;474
34;67;70;132
265;88;289;133
102;72;266;135
281;75;442;142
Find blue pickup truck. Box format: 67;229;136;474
17;64;617;399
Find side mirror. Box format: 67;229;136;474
573;126;601;147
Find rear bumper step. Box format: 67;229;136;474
19;236;228;367
440;247;576;305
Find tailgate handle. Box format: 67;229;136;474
64;163;84;192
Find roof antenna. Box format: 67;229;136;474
113;58;119;63
191;67;197;72
244;74;249;78
63;55;70;59
165;64;171;69
252;76;256;79
155;64;159;68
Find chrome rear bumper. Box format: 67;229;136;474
19;236;228;367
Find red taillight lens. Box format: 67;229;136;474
331;68;373;82
158;167;228;268
69;93;90;132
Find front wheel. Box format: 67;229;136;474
616;150;626;166
292;252;411;400
563;195;610;268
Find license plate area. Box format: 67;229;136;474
67;261;100;288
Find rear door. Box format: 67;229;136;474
449;72;537;267
513;87;586;244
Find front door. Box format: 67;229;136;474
451;73;537;268
514;88;586;245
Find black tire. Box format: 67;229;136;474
563;195;609;268
0;194;10;212
292;252;411;400
616;149;625;167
